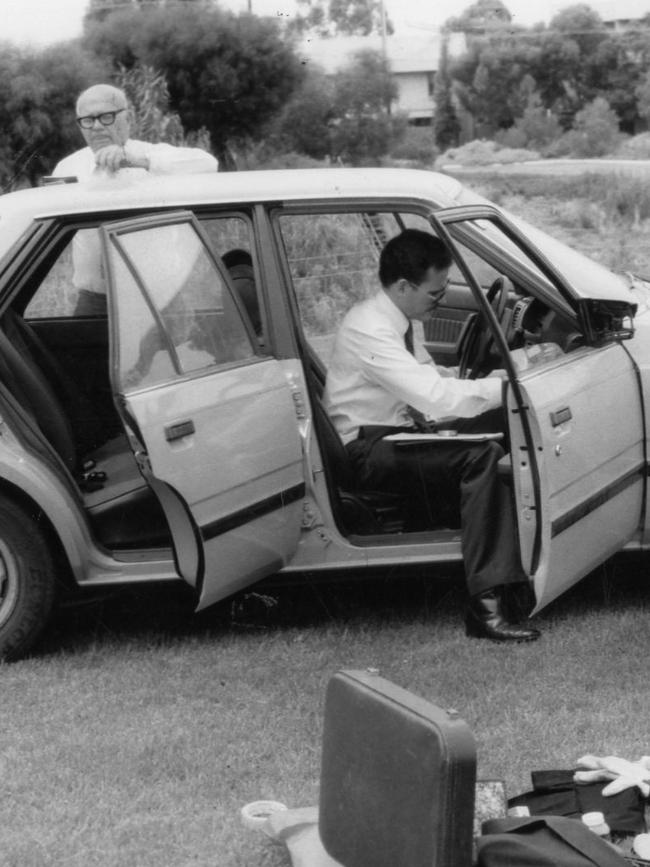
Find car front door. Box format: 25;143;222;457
432;205;645;613
101;211;305;609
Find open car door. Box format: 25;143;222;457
430;205;645;613
101;211;305;609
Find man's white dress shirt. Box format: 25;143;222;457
324;290;502;445
52;139;217;181
52;140;218;298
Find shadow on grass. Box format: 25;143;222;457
37;556;649;658
39;566;463;657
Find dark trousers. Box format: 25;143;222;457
345;409;526;596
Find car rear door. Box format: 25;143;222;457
101;211;305;609
431;205;645;613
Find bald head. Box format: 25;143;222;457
76;84;127;115
75;84;131;152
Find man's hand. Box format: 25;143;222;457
94;144;150;174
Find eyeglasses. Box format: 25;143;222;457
76;108;126;129
407;277;450;297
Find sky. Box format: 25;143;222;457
1;0;571;47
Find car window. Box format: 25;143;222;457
107;220;257;391
25;232;96;319
201;216;264;345
277;211;435;367
25;215;264;338
447;238;502;289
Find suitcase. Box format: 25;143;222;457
319;669;477;867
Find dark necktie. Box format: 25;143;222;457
404;322;414;355
403;322;433;430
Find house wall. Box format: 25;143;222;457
394;71;435;121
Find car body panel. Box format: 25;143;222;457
507;344;645;612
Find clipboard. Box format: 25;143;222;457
384;431;504;444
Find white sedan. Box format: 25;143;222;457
0;167;647;659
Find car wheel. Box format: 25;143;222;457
0;499;56;661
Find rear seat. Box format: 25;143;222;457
0;309;171;549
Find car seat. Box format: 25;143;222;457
306;347;406;535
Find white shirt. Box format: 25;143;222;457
51;140;218;296
324;290;503;444
52;139;218;181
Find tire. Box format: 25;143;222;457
0;499;56;662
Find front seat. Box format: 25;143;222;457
307;348;406;535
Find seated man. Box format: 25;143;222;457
324;228;539;642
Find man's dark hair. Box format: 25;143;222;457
379;229;453;287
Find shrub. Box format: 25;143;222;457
434;138;539;168
495;127;528;149
614;133;650;159
389;126;439;165
547;97;623;158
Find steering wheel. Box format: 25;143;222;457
458;276;510;379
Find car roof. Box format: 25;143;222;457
0;166;636;306
2;167;465;221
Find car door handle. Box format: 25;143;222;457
165;420;195;441
550;407;572;426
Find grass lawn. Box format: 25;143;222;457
1;560;649;866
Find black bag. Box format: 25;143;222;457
477;815;628;867
508;770;647;835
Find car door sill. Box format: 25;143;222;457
346;528;462;547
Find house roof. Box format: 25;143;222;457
298;31;466;75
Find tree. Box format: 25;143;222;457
115;64;191;145
0;42;109;189
329;49;404;163
85;4;304;163
433;38;460;150
604;29;650;133
636;68;650;125
270;68;335;158
289;0;393;37
449;30;537;137
447;4;633;138
84;0;211;27
499;89;562;150
554;96;622;156
446;0;512;32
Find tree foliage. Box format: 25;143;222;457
269;68;335;159
272;49;403;164
84;4;304;162
550;96;623;156
446;0;512;32
433;39;460;150
0;42;109;189
447;0;650;141
290;0;393;37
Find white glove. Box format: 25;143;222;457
574;754;650;797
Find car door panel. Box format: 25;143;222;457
430;205;645;613
507;343;645;612
102;211;305;609
125;358;305;607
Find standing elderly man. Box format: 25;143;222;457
52;84;218;314
53;83;217;180
324;228;540;643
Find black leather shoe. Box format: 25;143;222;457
465;588;540;642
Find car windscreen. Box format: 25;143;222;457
453;183;632;303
